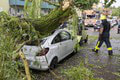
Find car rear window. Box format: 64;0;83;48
26;39;46;46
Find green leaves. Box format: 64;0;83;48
0;27;24;80
104;0;116;8
111;7;120;17
0;12;40;80
24;0;42;18
74;0;115;9
74;0;99;10
63;62;104;80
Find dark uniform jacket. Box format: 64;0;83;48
101;20;111;38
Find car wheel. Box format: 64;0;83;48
49;57;58;70
84;35;88;43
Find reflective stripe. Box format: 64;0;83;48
108;47;112;50
95;41;100;50
100;14;107;20
96;41;100;47
95;46;100;50
77;36;82;43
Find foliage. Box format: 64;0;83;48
0;25;20;79
74;0;115;9
63;62;104;80
0;12;39;42
111;7;120;18
0;28;25;80
0;11;39;80
74;0;99;10
30;8;72;35
72;11;78;36
104;0;116;8
29;0;42;18
24;0;29;16
24;0;42;18
23;0;100;35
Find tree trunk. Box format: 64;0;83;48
30;8;72;35
19;51;32;80
28;0;73;35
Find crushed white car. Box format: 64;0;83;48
22;29;76;70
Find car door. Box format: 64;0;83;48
59;31;73;58
51;34;64;61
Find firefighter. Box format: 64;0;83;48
92;14;113;56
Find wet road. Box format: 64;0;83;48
32;27;120;80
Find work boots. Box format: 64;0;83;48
108;50;113;56
92;49;98;53
117;28;120;34
92;49;113;56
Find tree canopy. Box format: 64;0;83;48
104;0;116;8
74;0;99;9
111;7;120;18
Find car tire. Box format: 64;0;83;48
49;57;58;70
84;35;88;43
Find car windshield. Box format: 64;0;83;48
87;15;95;18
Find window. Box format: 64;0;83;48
60;31;71;41
52;31;71;44
87;15;95;19
52;34;61;44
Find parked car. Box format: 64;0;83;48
21;29;77;70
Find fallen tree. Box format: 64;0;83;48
0;0;116;80
0;0;100;42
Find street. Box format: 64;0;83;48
32;27;120;80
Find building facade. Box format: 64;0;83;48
9;0;56;16
0;0;56;16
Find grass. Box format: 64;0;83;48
62;62;104;80
88;35;98;43
112;72;120;77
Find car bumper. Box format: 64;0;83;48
29;63;49;70
26;56;49;70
